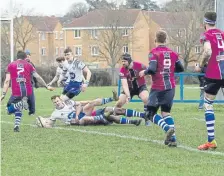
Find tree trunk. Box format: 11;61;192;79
111;66;117;86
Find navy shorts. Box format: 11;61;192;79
148;88;175;113
121;85;148;98
62;81;82;98
204;78;224;95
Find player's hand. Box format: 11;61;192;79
46;86;54;91
81;84;88;92
139;70;145;77
126;96;131;104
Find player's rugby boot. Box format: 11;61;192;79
112;89;119;101
198;140;217;150
165;128;175;144
14;126;20;132
133;119;142;126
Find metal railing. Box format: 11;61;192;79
117;72;224;103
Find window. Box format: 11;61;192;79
74;46;82;56
55;47;59;56
123;45;128;53
41;47;46;56
74;30;81;38
41;32;46;40
60;31;63;39
176;46;181;53
91;46;99;56
195;46;201;54
91;29;98;38
60;47;64;56
55;31;58;39
122;29;128;36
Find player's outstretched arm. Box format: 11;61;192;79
48;74;59;86
33;72;54;91
121;79;131;102
1;73;11;101
83;66;91;83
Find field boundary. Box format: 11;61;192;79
1;120;224;157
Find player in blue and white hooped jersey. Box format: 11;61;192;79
60;47;91;101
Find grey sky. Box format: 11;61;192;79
1;0;170;16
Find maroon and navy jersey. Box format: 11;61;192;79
146;46;183;91
119;61;147;89
200;29;224;80
7;59;35;97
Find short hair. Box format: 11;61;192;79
56;57;65;62
17;50;27;60
64;47;72;54
156;30;167;43
204;12;217;26
51;95;60;101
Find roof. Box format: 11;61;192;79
143;11;191;29
24;16;59;31
64;9;141;29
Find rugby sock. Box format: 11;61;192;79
120;117;137;124
163;115;176;142
14;101;24;111
153;114;170;132
101;98;113;105
125;109;144;118
93;115;104;121
204;97;215;142
14;111;22;127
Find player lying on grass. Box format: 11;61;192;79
36;92;142;127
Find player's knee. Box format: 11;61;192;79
114;107;125;115
204;97;214;111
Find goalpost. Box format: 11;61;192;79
0;0;14;63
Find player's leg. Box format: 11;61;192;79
198;88;204;110
138;86;150;126
160;89;176;147
111;107;145;119
7;96;28;132
27;90;35;115
105;114;142;126
115;93;128;108
197;79;222;150
145;90;174;143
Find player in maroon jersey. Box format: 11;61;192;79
1;51;53;132
116;53;150;126
139;30;184;147
197;12;224;150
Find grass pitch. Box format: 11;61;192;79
1;87;224;176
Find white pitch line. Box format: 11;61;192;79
1;120;224;156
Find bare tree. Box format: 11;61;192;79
65;2;88;18
1;5;38;53
164;0;212;69
88;18;141;85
